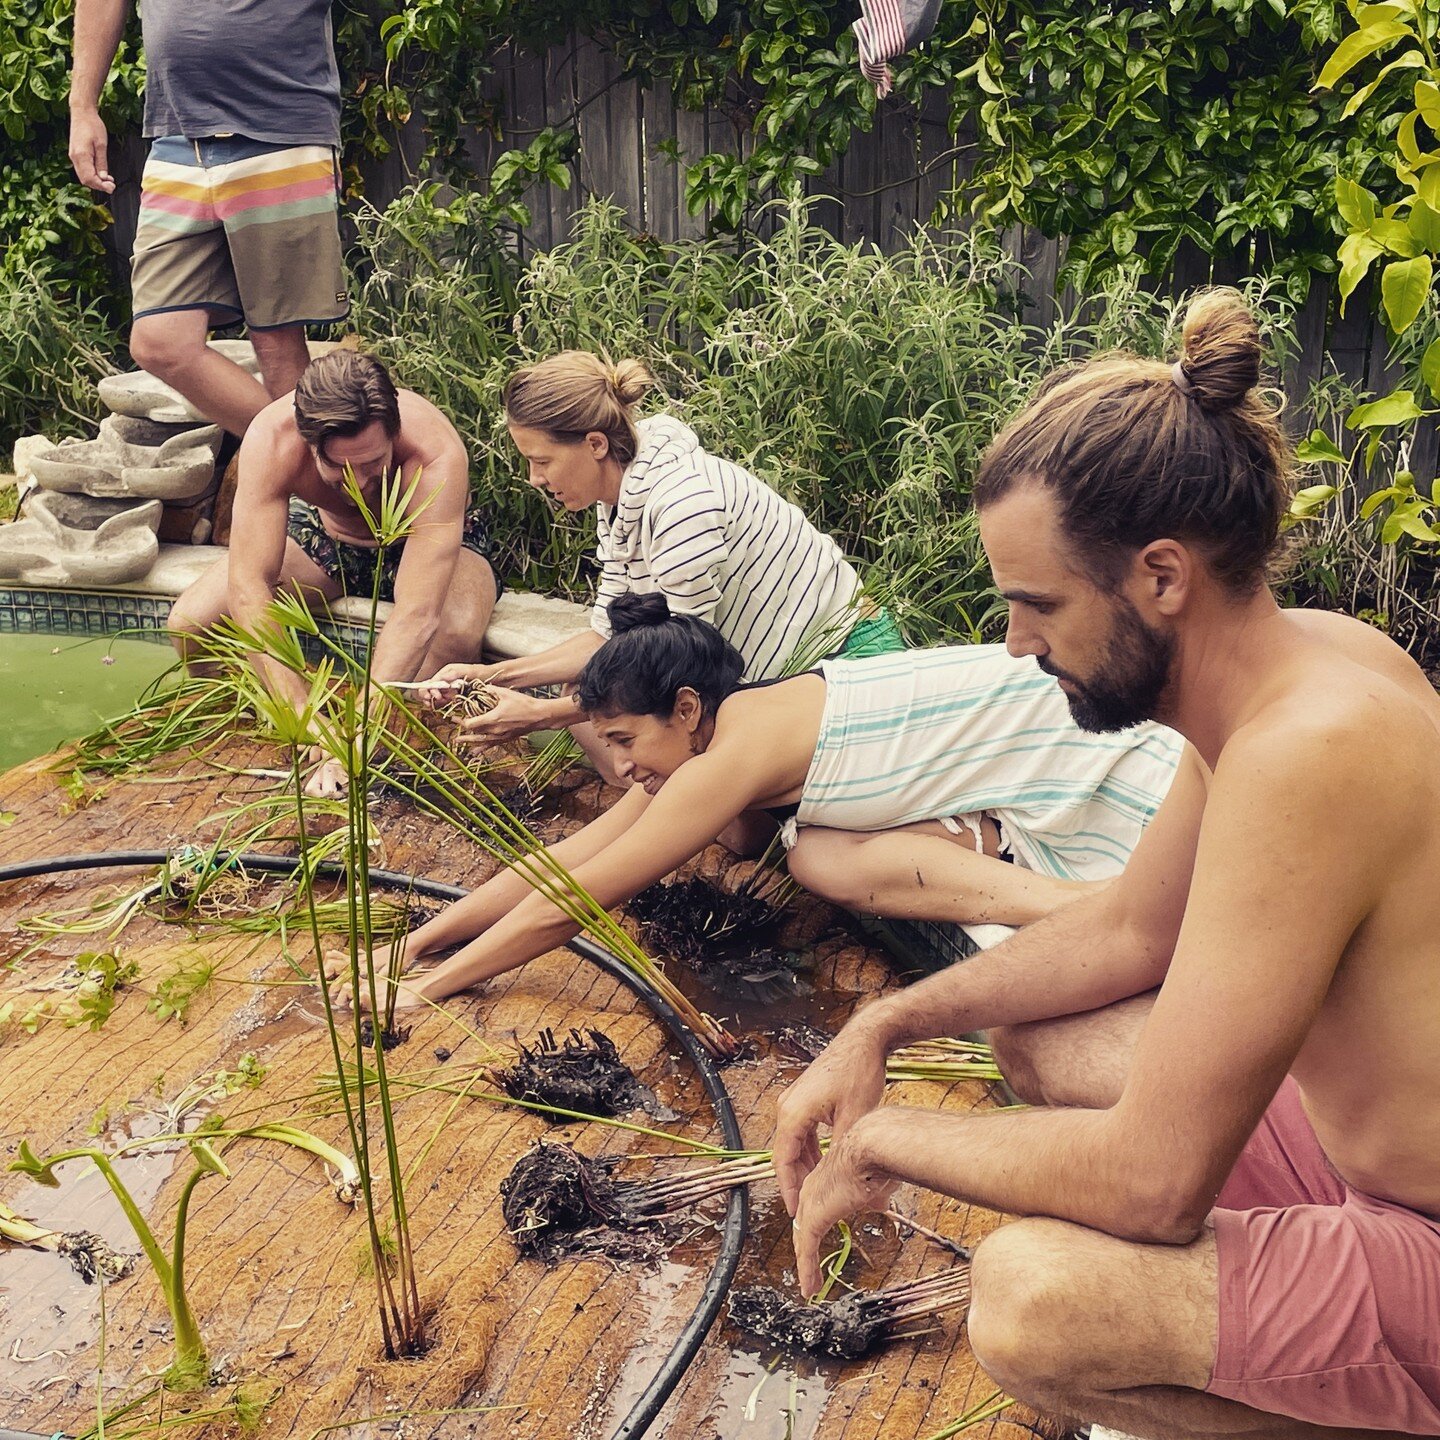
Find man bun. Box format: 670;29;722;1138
607;591;673;633
1176;288;1263;413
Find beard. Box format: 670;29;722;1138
1040;601;1174;733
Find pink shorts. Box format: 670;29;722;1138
1209;1077;1440;1431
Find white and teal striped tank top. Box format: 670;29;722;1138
794;645;1185;881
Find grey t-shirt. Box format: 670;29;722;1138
139;0;340;147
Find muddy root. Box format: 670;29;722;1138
57;1230;136;1284
727;1286;889;1360
491;1027;649;1119
499;1143;660;1265
627;876;781;965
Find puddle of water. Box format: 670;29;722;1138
701;1348;832;1440
0;1111;181;1402
592;1258;833;1440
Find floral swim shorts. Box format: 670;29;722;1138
286;498;498;603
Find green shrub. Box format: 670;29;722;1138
354;191;1309;647
0;252;120;456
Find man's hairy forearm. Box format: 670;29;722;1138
855;890;1170;1052
851;1102;1201;1243
71;0;128;110
370;610;440;685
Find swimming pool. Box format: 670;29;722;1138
0;632;176;773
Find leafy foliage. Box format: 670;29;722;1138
363;0;1379;296
0;0;1398;309
1271;0;1440;621
354;191;1304;645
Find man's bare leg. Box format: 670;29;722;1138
249;324;312;403
416;550;499;676
167;541;340;666
785;822;1101;928
987;991;1155;1108
129;309;274;438
967;1218;1418;1440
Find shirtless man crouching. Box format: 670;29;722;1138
774;290;1440;1438
169;350;499;795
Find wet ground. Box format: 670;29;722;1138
0;735;1033;1440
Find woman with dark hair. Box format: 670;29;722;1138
340;593;1185;1011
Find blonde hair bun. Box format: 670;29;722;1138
1178;288;1262;412
502;351;656;466
608;358;655;407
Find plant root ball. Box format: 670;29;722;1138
728;1285;889;1360
498;1142;661;1265
492;1027;646;1118
627;876;779;965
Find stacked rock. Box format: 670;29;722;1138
0;343;250;586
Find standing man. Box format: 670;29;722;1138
169;351;499;796
69;0;346;437
775;291;1440;1437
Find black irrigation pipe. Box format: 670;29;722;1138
0;850;749;1440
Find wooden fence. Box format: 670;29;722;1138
98;32;1429;470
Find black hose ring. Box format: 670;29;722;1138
0;850;748;1440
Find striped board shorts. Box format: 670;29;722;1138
787;644;1185;881
131;135;348;331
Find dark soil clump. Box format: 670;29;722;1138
728;1285;889;1359
494;782;550;827
58;1230;135;1284
359;1017;409;1050
627;876;781;965
492;1028;651;1118
499;1143;660;1264
774;1021;835;1061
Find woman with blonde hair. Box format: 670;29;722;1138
420;351;901;776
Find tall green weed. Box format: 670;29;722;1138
353;192;1308;646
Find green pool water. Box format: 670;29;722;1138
0;633;177;773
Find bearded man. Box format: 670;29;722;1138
774;291;1440;1438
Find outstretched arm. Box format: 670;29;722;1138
402;785;653;961
370;401;469;685
227;427;312;719
394;749;764;1004
790;727;1383;1293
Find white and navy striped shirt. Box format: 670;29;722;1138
591;416;863;680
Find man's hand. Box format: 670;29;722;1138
772;1022;890;1217
457;685;553;743
69;109;115;192
792;1117;899;1298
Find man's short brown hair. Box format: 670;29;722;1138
293;351;400;457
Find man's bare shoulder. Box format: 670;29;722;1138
1284;608;1440;727
394;388;464;465
1214;654;1436;828
238;397;309;495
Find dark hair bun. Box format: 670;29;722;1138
1178;289;1262;412
608;592;673;633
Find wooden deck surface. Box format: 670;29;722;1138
0;735;1040;1440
